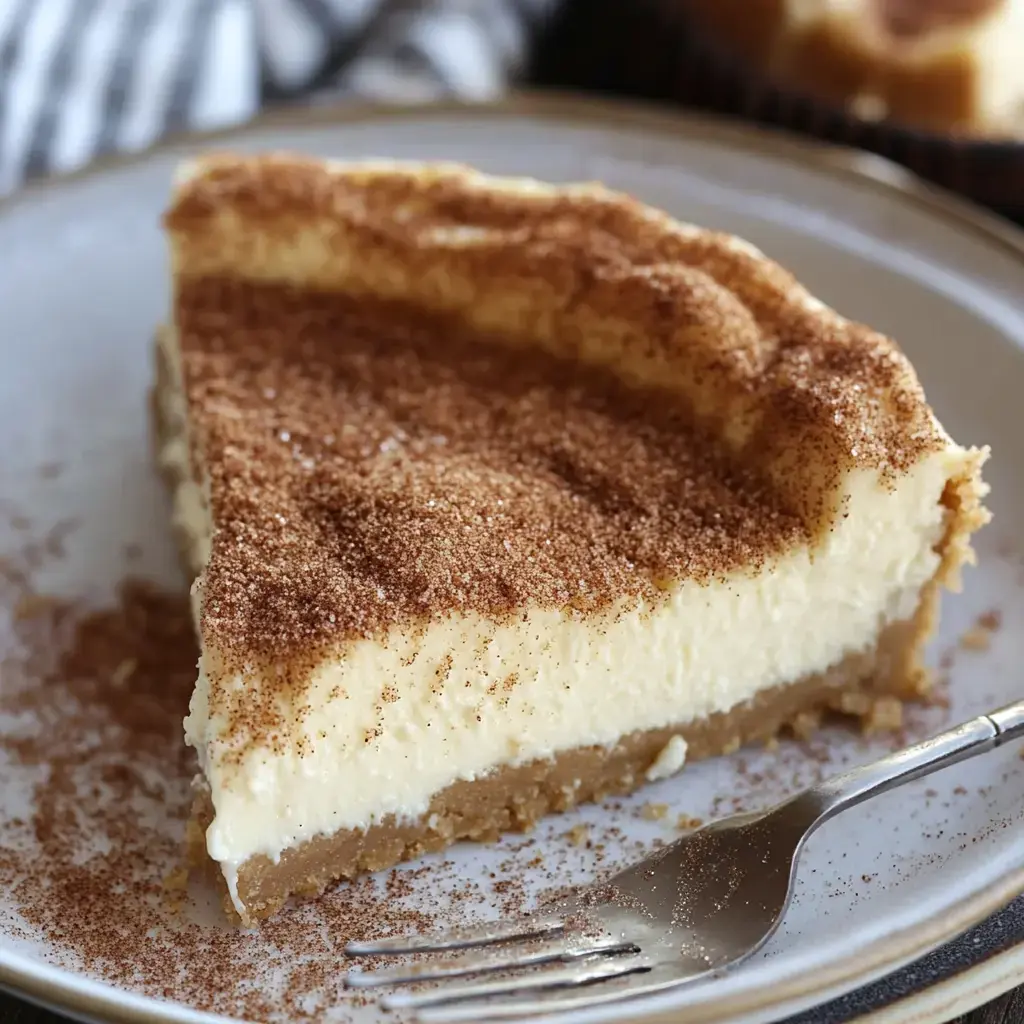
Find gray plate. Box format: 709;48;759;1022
2;97;1024;1024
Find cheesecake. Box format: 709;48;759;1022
155;154;989;923
680;0;1024;136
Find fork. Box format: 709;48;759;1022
344;698;1024;1021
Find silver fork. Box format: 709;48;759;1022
344;699;1024;1021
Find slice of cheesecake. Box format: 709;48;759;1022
681;0;1024;136
156;154;989;923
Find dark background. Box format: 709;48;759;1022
4;0;1024;1020
532;0;1024;226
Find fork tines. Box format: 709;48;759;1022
343;910;649;1014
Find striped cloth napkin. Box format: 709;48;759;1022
0;0;557;194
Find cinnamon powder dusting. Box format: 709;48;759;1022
181;279;808;667
0;533;445;1020
0;522;855;1019
0;516;976;1018
168;157;950;682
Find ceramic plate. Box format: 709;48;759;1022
2;97;1024;1024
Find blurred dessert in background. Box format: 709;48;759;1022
681;0;1024;137
531;0;1024;218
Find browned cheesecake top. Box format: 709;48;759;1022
165;157;948;664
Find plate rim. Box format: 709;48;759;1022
2;91;1024;1024
851;941;1024;1024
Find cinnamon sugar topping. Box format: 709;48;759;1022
0;544;445;1018
179;279;805;662
166;158;948;667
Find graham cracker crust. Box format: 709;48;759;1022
186;608;932;924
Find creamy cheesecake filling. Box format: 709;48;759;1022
157;328;962;912
166;425;958;914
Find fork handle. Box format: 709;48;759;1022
798;698;1024;825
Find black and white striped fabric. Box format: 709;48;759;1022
0;0;557;194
